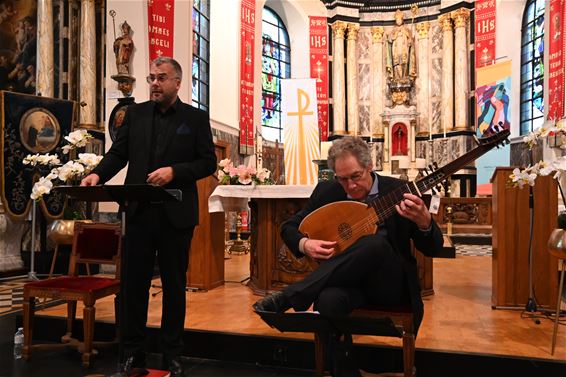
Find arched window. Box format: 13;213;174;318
261;7;291;142
192;0;210;111
520;0;545;135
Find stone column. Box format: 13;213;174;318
79;0;97;129
37;0;54;97
331;21;347;136
371;26;385;138
439;14;454;136
346;23;360;135
452;9;470;130
416;21;430;137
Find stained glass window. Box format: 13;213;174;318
261;7;291;142
520;0;545;135
192;0;209;111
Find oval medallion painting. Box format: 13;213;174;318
19;108;61;153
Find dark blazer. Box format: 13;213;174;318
93;99;217;229
280;174;444;332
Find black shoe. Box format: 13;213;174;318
252;291;291;313
162;356;185;377
121;352;148;376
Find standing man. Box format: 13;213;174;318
253;137;443;376
81;57;216;377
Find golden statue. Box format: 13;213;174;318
386;10;416;83
113;21;134;75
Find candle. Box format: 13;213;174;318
398;156;410;169
416;158;426;169
320;141;332;160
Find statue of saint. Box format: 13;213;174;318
113;21;134;75
386;10;416;83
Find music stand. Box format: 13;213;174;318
54;184;182;376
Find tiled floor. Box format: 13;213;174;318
454;243;492;257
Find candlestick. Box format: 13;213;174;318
320;141;333;160
415;158;426;169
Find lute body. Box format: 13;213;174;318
299;201;378;254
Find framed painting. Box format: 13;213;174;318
108;98;134;142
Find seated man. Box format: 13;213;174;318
253;137;443;376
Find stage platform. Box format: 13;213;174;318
16;253;566;376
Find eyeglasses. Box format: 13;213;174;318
335;170;366;184
146;74;178;84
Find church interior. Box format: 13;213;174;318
0;0;566;376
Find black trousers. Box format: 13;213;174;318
283;235;409;377
284;234;409;314
122;204;194;358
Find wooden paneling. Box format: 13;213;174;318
187;141;229;291
432;197;492;234
247;197;314;295
491;167;559;308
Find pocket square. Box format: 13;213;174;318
176;123;191;135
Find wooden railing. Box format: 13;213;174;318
431;197;492;234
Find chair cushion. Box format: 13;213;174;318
25;276;119;293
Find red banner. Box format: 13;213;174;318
239;0;255;154
474;0;496;68
309;16;329;141
548;0;565;120
147;0;175;61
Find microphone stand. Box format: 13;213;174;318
524;149;540;324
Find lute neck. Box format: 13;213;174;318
367;130;508;223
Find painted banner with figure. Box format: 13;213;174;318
281;79;319;185
475;60;511;137
147;0;175;61
475;62;511;184
0;92;75;219
548;0;565;120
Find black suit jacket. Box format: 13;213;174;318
280;174;444;331
93;99;217;228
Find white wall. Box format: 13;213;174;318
209;0;240;133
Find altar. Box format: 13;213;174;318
209;185;316;295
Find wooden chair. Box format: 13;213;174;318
22;222;122;367
314;305;415;377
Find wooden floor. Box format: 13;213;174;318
34;252;566;362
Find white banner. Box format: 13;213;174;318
281;79;320;185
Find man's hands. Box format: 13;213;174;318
147;167;174;186
80;167;174;187
395;193;432;230
81;174;100;186
303;239;337;261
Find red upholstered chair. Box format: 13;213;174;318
22;222;122;367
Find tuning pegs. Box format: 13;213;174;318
433;162;439;169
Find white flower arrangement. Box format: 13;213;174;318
509;120;566;190
25;130;102;200
217;158;273;186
